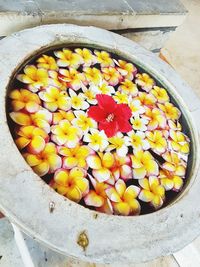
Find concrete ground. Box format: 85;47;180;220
0;0;200;266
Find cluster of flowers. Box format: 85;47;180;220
8;47;190;216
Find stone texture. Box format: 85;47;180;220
0;24;199;265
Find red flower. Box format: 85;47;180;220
88;94;132;137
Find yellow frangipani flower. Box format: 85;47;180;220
54;48;83;68
162;151;186;176
52;167;89;202
80;84;97;105
94;50;114;67
119;79;138;96
102;67;121;86
131;150;159;179
115;59;137;80
9;89;41;113
72;110;97;132
17;65;48;92
48;70;66;90
107;132;128;157
138;176;165;209
37;54;58;70
130;115;148;132
151;86;169;103
58;68;85;90
58;145;91;169
135;73;155;92
84;129;108;152
168;120;182;131
39;87;71;112
110;153;132;181
51;119;82;148
83;67;102;85
86;152;114;182
69;89;89;110
129;99;145;117
125;131;150;151
159;169;184;191
113;91;128;104
136;92;156;106
146;130;167;154
90;82;115;95
23;142;62;176
15;125;47;154
53;110;75;125
75;48;94;66
158;102;181;121
169;130;189;154
144;107;166;130
106;179;141;215
84;176;113;214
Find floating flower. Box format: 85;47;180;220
158;102;181;121
110;153;132;181
84;175;113;214
39;87;71;112
118;79;138;96
107;132;128;157
9;89;41;113
130;115;148;132
58;145;91;169
90;81;115;95
162;151;186;176
113;91;129;104
168;120;182;131
135;73;155;92
102;67;121;86
54;48;83;68
146;130;167;154
37;54;58;70
88;94;132;137
58;68;85;90
94;50;114;67
131;150;159;179
115;59;137;80
169;130;190;154
17;65;49;92
159;169;184;191
125;131;150;151
144;107;166;130
86;152;114;182
75;48;94;66
68;89;89;110
15;125;48;154
23;142;61;176
129;99;145;116
138;176;165;209
80;84;97;105
51;119;82;148
83;67;102;85
52;168;88;202
83;129;108;152
106;179;141;215
72;111;97;132
53;110;75;125
48;70;66;90
136;92;156;107
151;86;169;103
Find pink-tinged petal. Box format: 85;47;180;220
33;162;49;176
66;187;82;202
105;188;121;202
133;167;146;179
9;112;31;126
48;155;62;172
175;166;186;176
27;136;45;154
54;169;68;185
115;179;126;197
25;154;41;167
161;178;174;191
120;165;132;180
97;198;113;214
11;100;25;111
15;137;30;150
92;168;111;182
25;102;40;113
138;178;150;190
84;191;104;207
86;155;102;169
96;94;117;112
139;190;154;202
146;160;159;176
124;185;140;200
113;202;130;216
151;195;163;209
162;162;175;172
88;106;106;122
44;102;58;112
63;157;78;169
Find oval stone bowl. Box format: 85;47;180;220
0;24;199;264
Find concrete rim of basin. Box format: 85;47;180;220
0;24;199;264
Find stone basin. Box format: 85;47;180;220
0;24;199;264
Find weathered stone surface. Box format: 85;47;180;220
0;24;199;265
